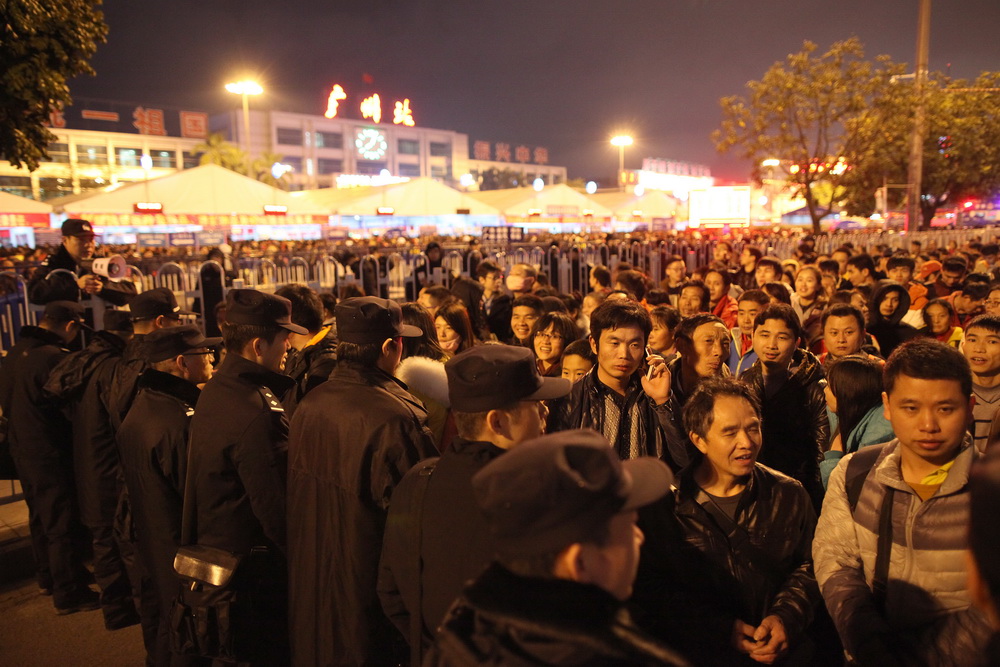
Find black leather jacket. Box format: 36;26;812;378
633;463;820;665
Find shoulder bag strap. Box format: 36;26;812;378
871;487;895;611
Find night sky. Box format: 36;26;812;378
70;0;1000;182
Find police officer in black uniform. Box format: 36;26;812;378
27;218;136;306
118;324;220;667
182;289;304;665
0;301;98;614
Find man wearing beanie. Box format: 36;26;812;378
28;218;136;305
424;429;688;666
378;345;571;663
182;289;304;664
287;296;437;666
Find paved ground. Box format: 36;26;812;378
0;576;146;666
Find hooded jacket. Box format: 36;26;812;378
867;280;919;359
740;348;829;509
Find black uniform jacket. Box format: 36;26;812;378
44;330;126;526
425;563;691;667
287;361;437;667
106;333;149;432
633;463;820;665
27;244;136;305
182;353;294;555
118;369;200;603
378;438;504;652
739;348;829;508
1;326;72;461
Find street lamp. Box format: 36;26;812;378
225;79;263;176
610;135;633;190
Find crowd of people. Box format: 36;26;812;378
2;217;1000;666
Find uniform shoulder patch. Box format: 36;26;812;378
257;387;285;412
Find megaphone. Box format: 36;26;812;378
85;255;128;282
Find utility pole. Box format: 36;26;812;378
906;0;932;232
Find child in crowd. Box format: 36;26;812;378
727;289;768;375
559;338;596;384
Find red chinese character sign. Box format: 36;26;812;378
393;99;414;126
533;147;549;165
324;85;347;118
473;141;491;160
133;107;167;136
494;143;511;162
360;94;382;124
515;145;531;163
322;84;416;127
180;111;208;139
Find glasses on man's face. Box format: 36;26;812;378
534;331;564;342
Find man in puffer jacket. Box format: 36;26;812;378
740;303;829;510
814;340;992;666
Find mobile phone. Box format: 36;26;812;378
645;346;655;379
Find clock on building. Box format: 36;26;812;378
355;128;388;160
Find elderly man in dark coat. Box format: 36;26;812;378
287;296;437;667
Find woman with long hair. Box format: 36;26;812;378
530;311;581;377
820;356;893;489
434;300;477;357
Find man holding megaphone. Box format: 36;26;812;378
28;218;137;306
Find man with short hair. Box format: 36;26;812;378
677;279;710;318
634;378;820;665
378;345;571;661
962;315;1000;453
477;260;510;340
424;429;687;666
929;256;968;298
615;269;648;302
831;247;852;281
845;254;877;288
506;262;537;297
728;289;768;374
713;240;734;268
663;254;688;302
736;246;761;292
590;264;612;292
949;282;990;327
417;284;451;318
275;283;337;417
27;218;137;306
740;303;828;508
118;324;220;666
820;303;880;366
548;300;672;462
509;293;543;346
0;301;97;614
287;297;437;666
814;339;992;665
183;289;305;664
755;257;784;288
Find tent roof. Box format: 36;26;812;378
48;164;328;215
586;190;679;218
292;178;500;216
0;191;52;213
466;183;613;217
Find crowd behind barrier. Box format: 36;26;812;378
0;226;996;358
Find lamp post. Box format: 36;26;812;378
610;135;633;191
225;80;263;176
905;0;932;232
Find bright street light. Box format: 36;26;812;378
225;79;263;176
761;158;781;167
610;135;633;190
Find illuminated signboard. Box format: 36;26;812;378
323;84;416;126
688;186;751;229
471;140;549;165
46;98;208;138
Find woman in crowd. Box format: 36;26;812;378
398;303;451;447
704;268;737;328
434;300;477;357
921;297;964;348
530;311;581;377
792;266;826;350
820;356;893;489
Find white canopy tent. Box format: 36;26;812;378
47;164;327;215
292;178;501;217
0;191;53;213
586;190;679;220
466;184;614;218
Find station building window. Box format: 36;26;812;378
317;158;343;175
429;142;451;157
398;163;421;177
182;151;200;169
430;165;449;178
0;176;32;198
37;177;73;200
398;139;419;155
315;131;343;149
357;161;387;175
151;150;174;168
45;143;70;164
276;127;303;146
77;144;108;165
115;147;143;166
